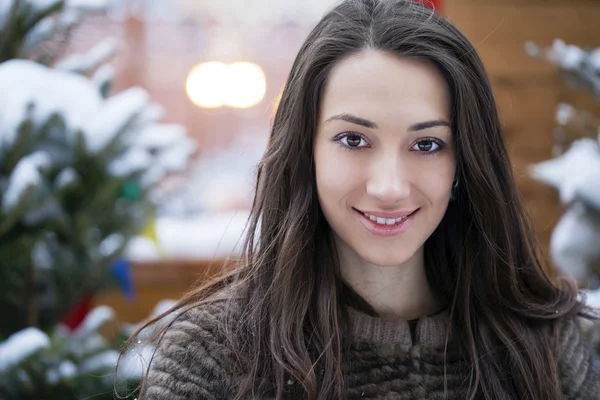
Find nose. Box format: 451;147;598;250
365;155;411;203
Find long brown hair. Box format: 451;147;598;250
122;1;589;399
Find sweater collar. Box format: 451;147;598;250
346;306;452;348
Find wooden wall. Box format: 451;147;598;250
95;1;600;324
93;260;229;324
445;0;600;265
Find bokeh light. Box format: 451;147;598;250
186;61;266;109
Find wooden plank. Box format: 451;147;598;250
493;78;600;274
489;81;568;273
93;260;230;323
494;81;561;251
493;81;558;159
94;288;188;324
127;259;230;288
444;3;600;78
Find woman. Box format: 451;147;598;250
123;0;600;398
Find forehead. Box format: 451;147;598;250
319;50;451;126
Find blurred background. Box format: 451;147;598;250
1;0;599;398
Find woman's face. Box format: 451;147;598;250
314;50;455;267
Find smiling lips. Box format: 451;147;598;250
354;208;419;236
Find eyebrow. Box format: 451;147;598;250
324;113;450;131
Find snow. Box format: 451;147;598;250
122;131;267;260
136;103;165;125
156;132;266;216
550;203;600;285
56;38;119;74
135;124;188;149
124;236;161;261
108;148;152;176
74;305;116;337
149;299;177;318
81;87;149;153
0;61;176;162
154;138;197;172
0;60;103;146
66;0;113;11
529;138;600;205
32;239;53;269
76;334;107;356
22;8;82;53
0;58;194;182
109;123;196;177
531;137;600;283
122;299;177;338
117;345;154;379
79;350;119;373
98;233;125;257
23;13;57;51
27;0;61;13
46;360;78;384
2;151;51;213
125;211;250;261
552;39;586;70
574;165;600;213
584;289;600;310
0;1;12;32
589;48;600;71
92;64;115;91
58;360;76;378
556;103;576;126
0;327;51;374
5;0;111;16
54;167;78;189
139;164;166;188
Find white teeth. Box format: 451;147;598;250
363;212;410;226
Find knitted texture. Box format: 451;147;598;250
141;300;600;399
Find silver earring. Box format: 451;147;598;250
450;179;459;200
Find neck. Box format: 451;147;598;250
338;243;439;321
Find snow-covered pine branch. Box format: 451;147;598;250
1;151;51;214
55;37;118;74
0;327;50;374
526;39;600;97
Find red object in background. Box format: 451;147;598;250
414;0;442;12
62;293;94;330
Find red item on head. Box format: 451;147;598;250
414;0;442;12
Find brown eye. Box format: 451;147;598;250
412;138;444;153
345;134;362;147
335;132;368;150
417;140;434;151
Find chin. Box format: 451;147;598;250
357;248;415;267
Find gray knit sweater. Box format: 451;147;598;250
141;300;600;399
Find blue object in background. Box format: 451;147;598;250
110;258;135;302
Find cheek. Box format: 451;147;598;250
404;155;454;198
415;160;455;202
315;149;364;199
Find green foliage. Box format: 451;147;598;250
0;104;153;337
0;307;140;400
0;0;72;64
0;1;192;398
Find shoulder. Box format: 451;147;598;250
555;314;600;399
141;298;242;400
